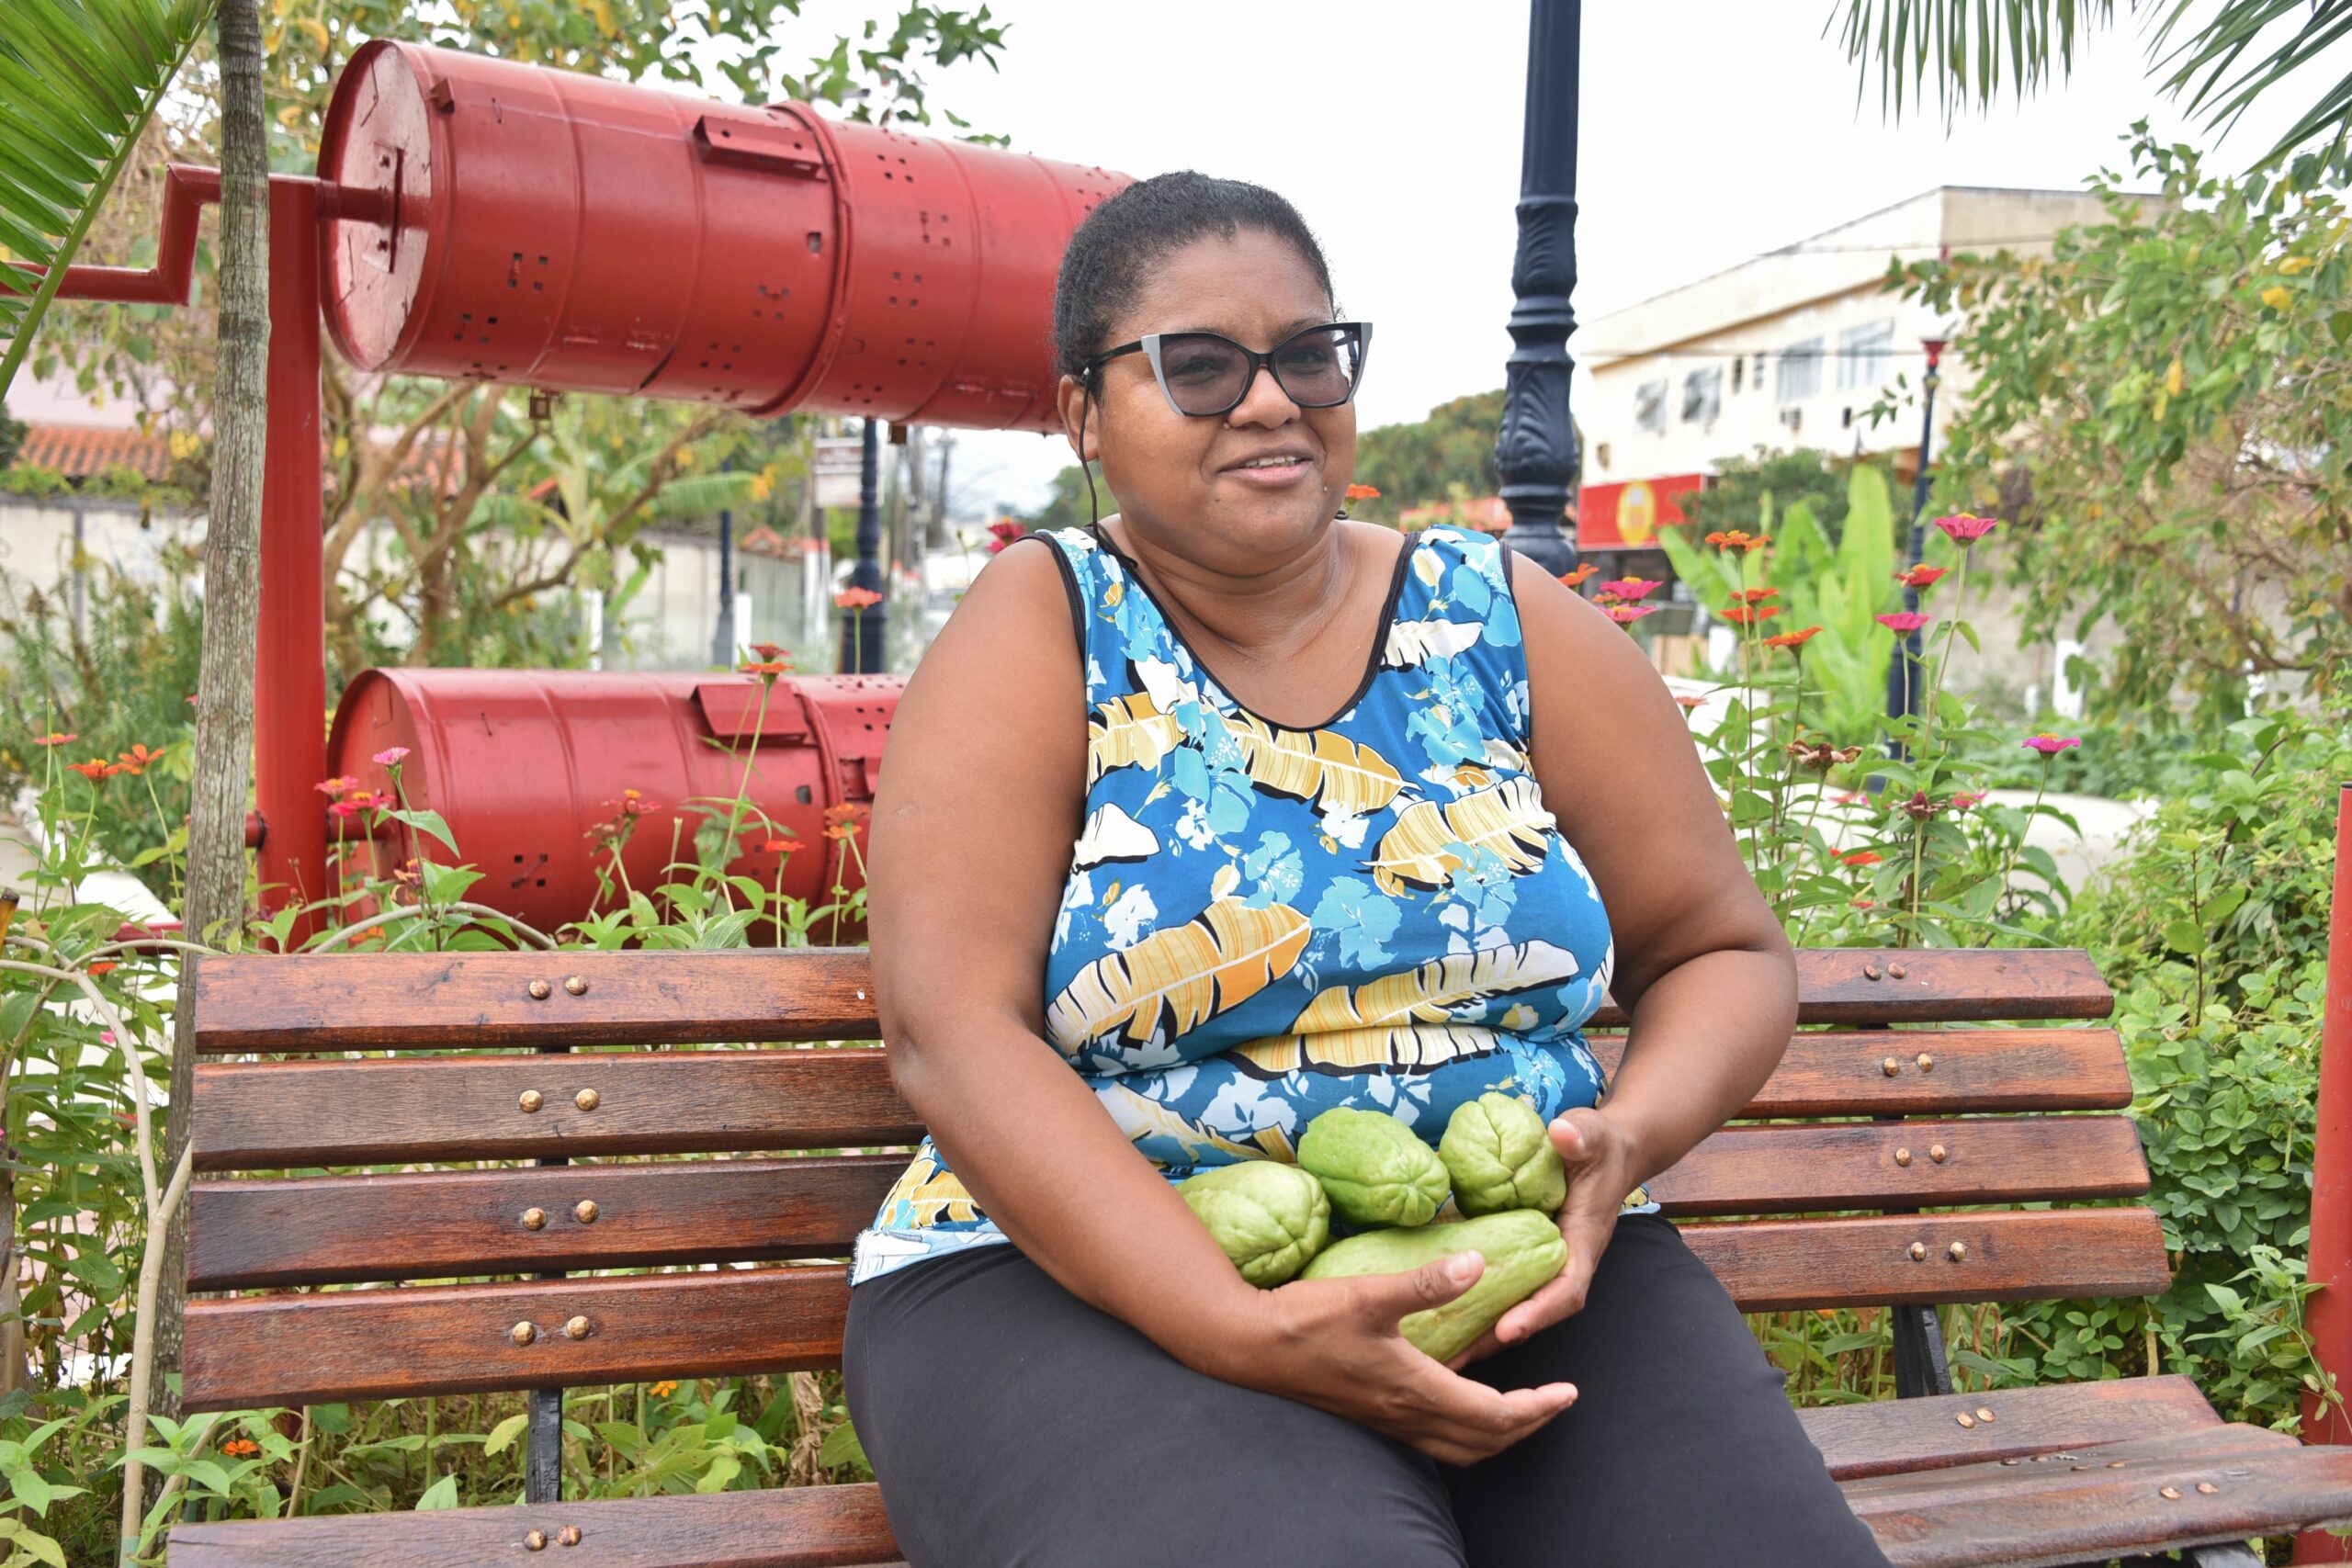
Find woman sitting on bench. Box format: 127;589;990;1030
842;171;1892;1568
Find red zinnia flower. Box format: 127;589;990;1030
763;837;799;852
834;587;884;610
1730;587;1781;604
2021;734;2081;755
66;759;111;781
1344;483;1381;502
1876;612;1931;634
116;742;164;774
1950;791;1986;809
1557;564;1598;588
1894;564;1948;590
1718;604;1781;626
1672;695;1707;710
1933;513;1999;545
1764;626;1824;649
751;641;789;661
1603;604;1657;625
1838;850;1884;866
741;660;793;676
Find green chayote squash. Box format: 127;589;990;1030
1296;1107;1451;1228
1440;1092;1567;1216
1178;1160;1331;1288
1301;1209;1568;1361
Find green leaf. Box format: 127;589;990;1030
415;1473;460;1511
484;1413;529;1457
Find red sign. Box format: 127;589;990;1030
1577;473;1705;549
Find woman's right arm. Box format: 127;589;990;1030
865;540;1575;1464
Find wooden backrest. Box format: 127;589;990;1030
181;946;2168;1414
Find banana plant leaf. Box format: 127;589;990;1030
0;0;216;399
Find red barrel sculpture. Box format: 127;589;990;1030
330;671;899;941
317;39;1126;428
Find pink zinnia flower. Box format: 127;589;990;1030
1596;578;1663;603
2022;734;2081;755
1950;791;1986;809
1876;612;1930;634
1603;604;1657;625
373;746;412;767
1932;513;1999;545
328;799;364;820
31;732;76;748
314;775;358;796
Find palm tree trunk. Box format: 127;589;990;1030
153;0;268;1427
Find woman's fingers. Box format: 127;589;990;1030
1354;1248;1485;1329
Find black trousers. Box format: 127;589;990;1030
842;1213;1894;1566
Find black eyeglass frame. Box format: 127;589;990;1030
1087;321;1374;418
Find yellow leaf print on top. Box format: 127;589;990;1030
1229;938;1579;1077
1227;712;1406;817
1365;773;1555;895
877;1149;983;1226
1047;897;1311;1055
1097;1081;1261;1163
1088;693;1184;783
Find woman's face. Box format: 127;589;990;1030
1058;229;1357;567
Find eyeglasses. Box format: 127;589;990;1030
1089;321;1372;418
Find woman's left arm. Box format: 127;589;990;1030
1472;554;1799;1355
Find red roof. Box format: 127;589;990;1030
16;422;173;481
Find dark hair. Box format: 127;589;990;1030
1052;172;1336;382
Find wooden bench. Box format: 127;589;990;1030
166;946;2352;1567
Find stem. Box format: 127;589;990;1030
334;901;558;951
118;1146;194;1566
1986;759;2052;942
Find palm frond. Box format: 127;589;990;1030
1832;0;2352;172
0;0;215;398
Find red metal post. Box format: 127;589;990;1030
2296;782;2352;1563
253;178;327;932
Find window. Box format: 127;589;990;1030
1838;319;1896;390
1680;367;1722;425
1634;379;1668;433
1594;441;1612;470
1776;339;1823;404
1731;356;1744;394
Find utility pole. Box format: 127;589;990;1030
1493;0;1583;576
837;415;886;672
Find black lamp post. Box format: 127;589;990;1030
1494;0;1582;577
1883;338;1945;738
837;415;888;673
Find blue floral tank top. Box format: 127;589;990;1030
849;524;1623;1285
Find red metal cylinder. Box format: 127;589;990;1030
327;670;898;941
313;40;1128;430
2294;783;2352;1562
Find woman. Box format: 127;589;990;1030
842;172;1892;1567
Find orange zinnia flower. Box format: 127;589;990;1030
1717;605;1781;626
834;587;884;610
741;660;793;676
1557;564;1598;588
1704;530;1771;552
1838;850;1883;867
1344;483;1381;502
1764;626;1824;649
1730;587;1780;604
66;759;111;781
116;742;165;774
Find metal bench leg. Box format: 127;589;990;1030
1890;1302;1953;1399
525;1386;565;1505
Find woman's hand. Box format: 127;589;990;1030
1447;1106;1642;1370
1204;1252;1578;1465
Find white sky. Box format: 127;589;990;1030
827;0;2342;520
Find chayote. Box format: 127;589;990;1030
1296;1107;1451;1228
1178;1159;1331;1288
1440;1092;1567;1216
1301;1209;1568;1361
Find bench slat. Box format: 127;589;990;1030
189;947;2114;1055
1845;1428;2352;1568
1798;1376;2221;1481
189;1031;2130;1172
187;1156;906;1290
191;1050;923;1171
165;1480;901;1568
182;1210;2170;1410
189;1118;2148;1290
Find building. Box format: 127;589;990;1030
1574;186;2119;557
1567;186;2126;694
